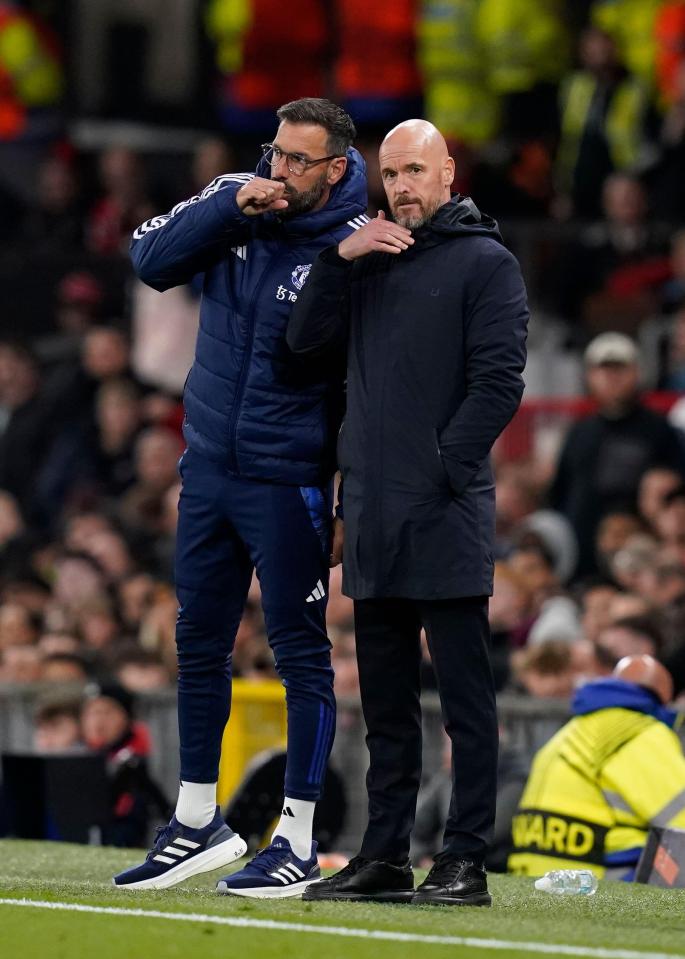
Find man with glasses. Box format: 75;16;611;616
114;99;367;896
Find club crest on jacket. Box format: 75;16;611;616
291;264;311;291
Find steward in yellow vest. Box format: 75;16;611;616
556;27;650;217
475;0;570;96
417;0;500;146
0;1;63;139
592;0;662;89
509;655;685;880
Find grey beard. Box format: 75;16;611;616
393;196;443;229
280;172;328;217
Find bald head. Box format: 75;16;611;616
613;654;673;704
381;119;449;157
378;119;454;229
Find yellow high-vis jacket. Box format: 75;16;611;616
556;71;648;193
592;0;662;89
509;681;685;879
475;0;570;94
417;0;500;145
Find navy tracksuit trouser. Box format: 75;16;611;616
174;449;335;802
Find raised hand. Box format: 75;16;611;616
337;210;414;261
236;178;289;216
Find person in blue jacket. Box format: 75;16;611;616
113;98;368;896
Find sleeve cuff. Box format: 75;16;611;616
211;185;251;230
321;245;354;268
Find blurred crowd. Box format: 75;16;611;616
491;330;685;705
3;0;685;847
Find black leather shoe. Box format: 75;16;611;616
302;855;414;903
412;857;492;906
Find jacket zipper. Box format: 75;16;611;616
226;248;281;473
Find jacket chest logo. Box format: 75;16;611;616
291;263;311;290
276;263;312;302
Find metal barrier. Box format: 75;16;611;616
0;684;574;851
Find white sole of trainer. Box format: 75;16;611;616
216;877;321;899
114;833;248;890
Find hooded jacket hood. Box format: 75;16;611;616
426;194;503;242
572;678;677;727
254;147;368;238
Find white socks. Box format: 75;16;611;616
272;797;315;860
175;783;315;857
175;780;217;829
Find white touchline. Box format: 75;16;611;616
0;898;683;959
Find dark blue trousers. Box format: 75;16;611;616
174;449;335;801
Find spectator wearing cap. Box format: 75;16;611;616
549;332;685;579
82;682;170;847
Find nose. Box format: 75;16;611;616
393;171;411;195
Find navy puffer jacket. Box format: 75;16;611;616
130;150;368;485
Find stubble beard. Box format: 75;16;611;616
393;195;443;229
277;170;329;217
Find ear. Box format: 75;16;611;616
443;156;455;188
328;156;347;186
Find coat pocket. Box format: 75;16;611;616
431;428;452;491
336;419;348;470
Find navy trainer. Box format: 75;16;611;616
113;807;247;890
216;835;320;898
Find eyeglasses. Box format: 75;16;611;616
261;143;339;177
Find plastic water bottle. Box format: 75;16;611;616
534;869;598;896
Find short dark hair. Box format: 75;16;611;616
109;644;165;671
276;98;356;156
611;614;665;653
35;698;81;726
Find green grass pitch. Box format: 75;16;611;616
2;840;685;959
